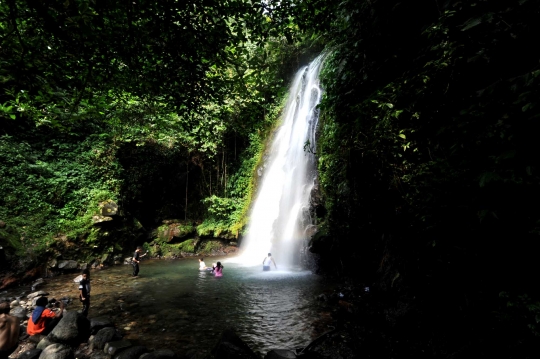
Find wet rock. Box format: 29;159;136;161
57;261;78;270
113;345;148;359
37;337;55;350
99;201;118;216
89;351;109;359
90;327;121;350
210;328;259;359
104;340;132;356
47;311;90;345
38;343;74;359
140;349;178;359
265;350;297;359
299;329;358;359
32;278;45;289
29;335;46;344
17;348;42;359
48;259;58;269
90;316;115;334
92;215;113;224
28;291;49;300
10;306;27;320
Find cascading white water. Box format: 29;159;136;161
235;56;324;269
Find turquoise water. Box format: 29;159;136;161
7;256;331;357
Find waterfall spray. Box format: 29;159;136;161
236;56;324;269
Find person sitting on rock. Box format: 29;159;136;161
27;297;64;336
0;302;20;359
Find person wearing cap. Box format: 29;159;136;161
0;302;20;359
27;297;64;336
262;253;277;271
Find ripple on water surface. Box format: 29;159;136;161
5;256;329;357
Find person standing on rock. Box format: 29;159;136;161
132;246;147;277
78;269;91;317
262;253;277;271
0;302;20;359
27;297;64;336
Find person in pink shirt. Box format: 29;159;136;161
213;262;224;277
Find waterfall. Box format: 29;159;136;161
236;56;324;269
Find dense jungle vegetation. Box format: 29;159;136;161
1;0;539;357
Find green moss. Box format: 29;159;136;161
201;240;221;254
178;239;196;253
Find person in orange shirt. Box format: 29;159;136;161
27;297;64;336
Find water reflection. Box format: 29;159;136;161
5;256;329;357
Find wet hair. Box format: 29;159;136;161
82;268;90;279
216;261;223;269
199;258;204;261
268;253;272;256
137;246;143;250
36;297;48;307
0;302;10;314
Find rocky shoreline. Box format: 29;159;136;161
2;268;363;359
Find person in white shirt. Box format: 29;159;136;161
262;253;277;271
199;258;208;270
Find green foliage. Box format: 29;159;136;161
313;1;540;354
0;132;120;251
499;292;540;336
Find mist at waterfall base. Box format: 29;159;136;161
229;57;323;271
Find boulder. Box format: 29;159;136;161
92;215;113;224
139;349;178;359
89;351;109;359
10;306;27;320
47;311;90;345
38;343;73;359
17;349;42;359
265;350;297;359
90;327;121;350
57;260;78;270
99;201;118;216
298;329;358;359
104;340;132;356
210;328;259;359
113;345;148;359
36;337;55;350
27;291;49;300
89;316;114;334
29;335;46;344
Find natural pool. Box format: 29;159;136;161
5;256;335;358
